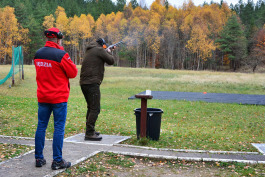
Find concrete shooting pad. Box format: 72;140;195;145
1;135;265;177
129;91;265;105
64;133;131;145
252;143;265;155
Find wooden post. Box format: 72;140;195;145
135;94;153;138
19;47;21;80
12;46;15;86
21;46;24;80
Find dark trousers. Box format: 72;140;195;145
81;83;101;135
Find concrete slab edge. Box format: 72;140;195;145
113;136;131;144
43;151;101;177
63;141;114;147
0;135;35;140
64;134;81;141
252;143;265;155
2;134;259;156
0;135;53;141
104;150;265;164
115;144;259;155
0;149;35;165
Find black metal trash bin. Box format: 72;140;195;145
134;108;163;141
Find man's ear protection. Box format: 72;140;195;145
103;44;107;49
44;31;64;39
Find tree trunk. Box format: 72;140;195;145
116;50;120;66
197;51;200;70
152;50;156;68
136;44;140;68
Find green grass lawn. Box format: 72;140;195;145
0;143;34;162
0;65;265;152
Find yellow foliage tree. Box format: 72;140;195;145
126;16;145;67
87;14;95;33
187;24;216;66
78;14;93;61
67;15;80;64
0;6;19;64
94;14;107;39
43;14;55;29
55;6;69;33
133;6;150;24
145;12;161;68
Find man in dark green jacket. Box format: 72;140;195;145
80;38;114;141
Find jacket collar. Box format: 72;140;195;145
45;41;64;50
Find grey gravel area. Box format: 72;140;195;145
129;91;265;105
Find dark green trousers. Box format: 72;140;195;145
81;83;101;135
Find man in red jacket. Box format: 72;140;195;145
34;27;78;170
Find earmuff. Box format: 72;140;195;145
96;38;107;47
57;32;63;39
44;30;63;39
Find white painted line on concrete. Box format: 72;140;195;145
74;151;101;165
113;136;131;144
0;135;35;140
64;140;114;147
252;143;265;155
115;144;259;155
0;135;53;141
0;149;35;165
103;150;265;164
44;151;101;177
203;158;261;164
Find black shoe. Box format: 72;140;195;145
51;159;71;170
36;158;46;167
84;132;102;141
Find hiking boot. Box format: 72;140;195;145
36;158;46;167
86;131;100;136
95;131;100;135
84;132;102;141
51;159;71;170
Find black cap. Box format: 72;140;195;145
96;38;107;46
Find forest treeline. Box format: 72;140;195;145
0;0;264;71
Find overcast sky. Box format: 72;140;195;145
118;0;258;8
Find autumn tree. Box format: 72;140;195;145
160;5;178;69
0;6;28;64
78;14;94;61
248;28;265;72
67;16;80;64
55;6;69;34
105;12;125;66
43;14;55;29
125;17;145;67
94;14;107;40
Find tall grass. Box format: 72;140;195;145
0;65;264;152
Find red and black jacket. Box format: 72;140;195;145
34;41;78;104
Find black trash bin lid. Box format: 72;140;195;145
134;108;163;113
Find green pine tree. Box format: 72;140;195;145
216;15;247;71
116;0;126;12
130;0;139;9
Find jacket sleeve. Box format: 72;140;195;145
99;48;114;65
60;53;78;78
